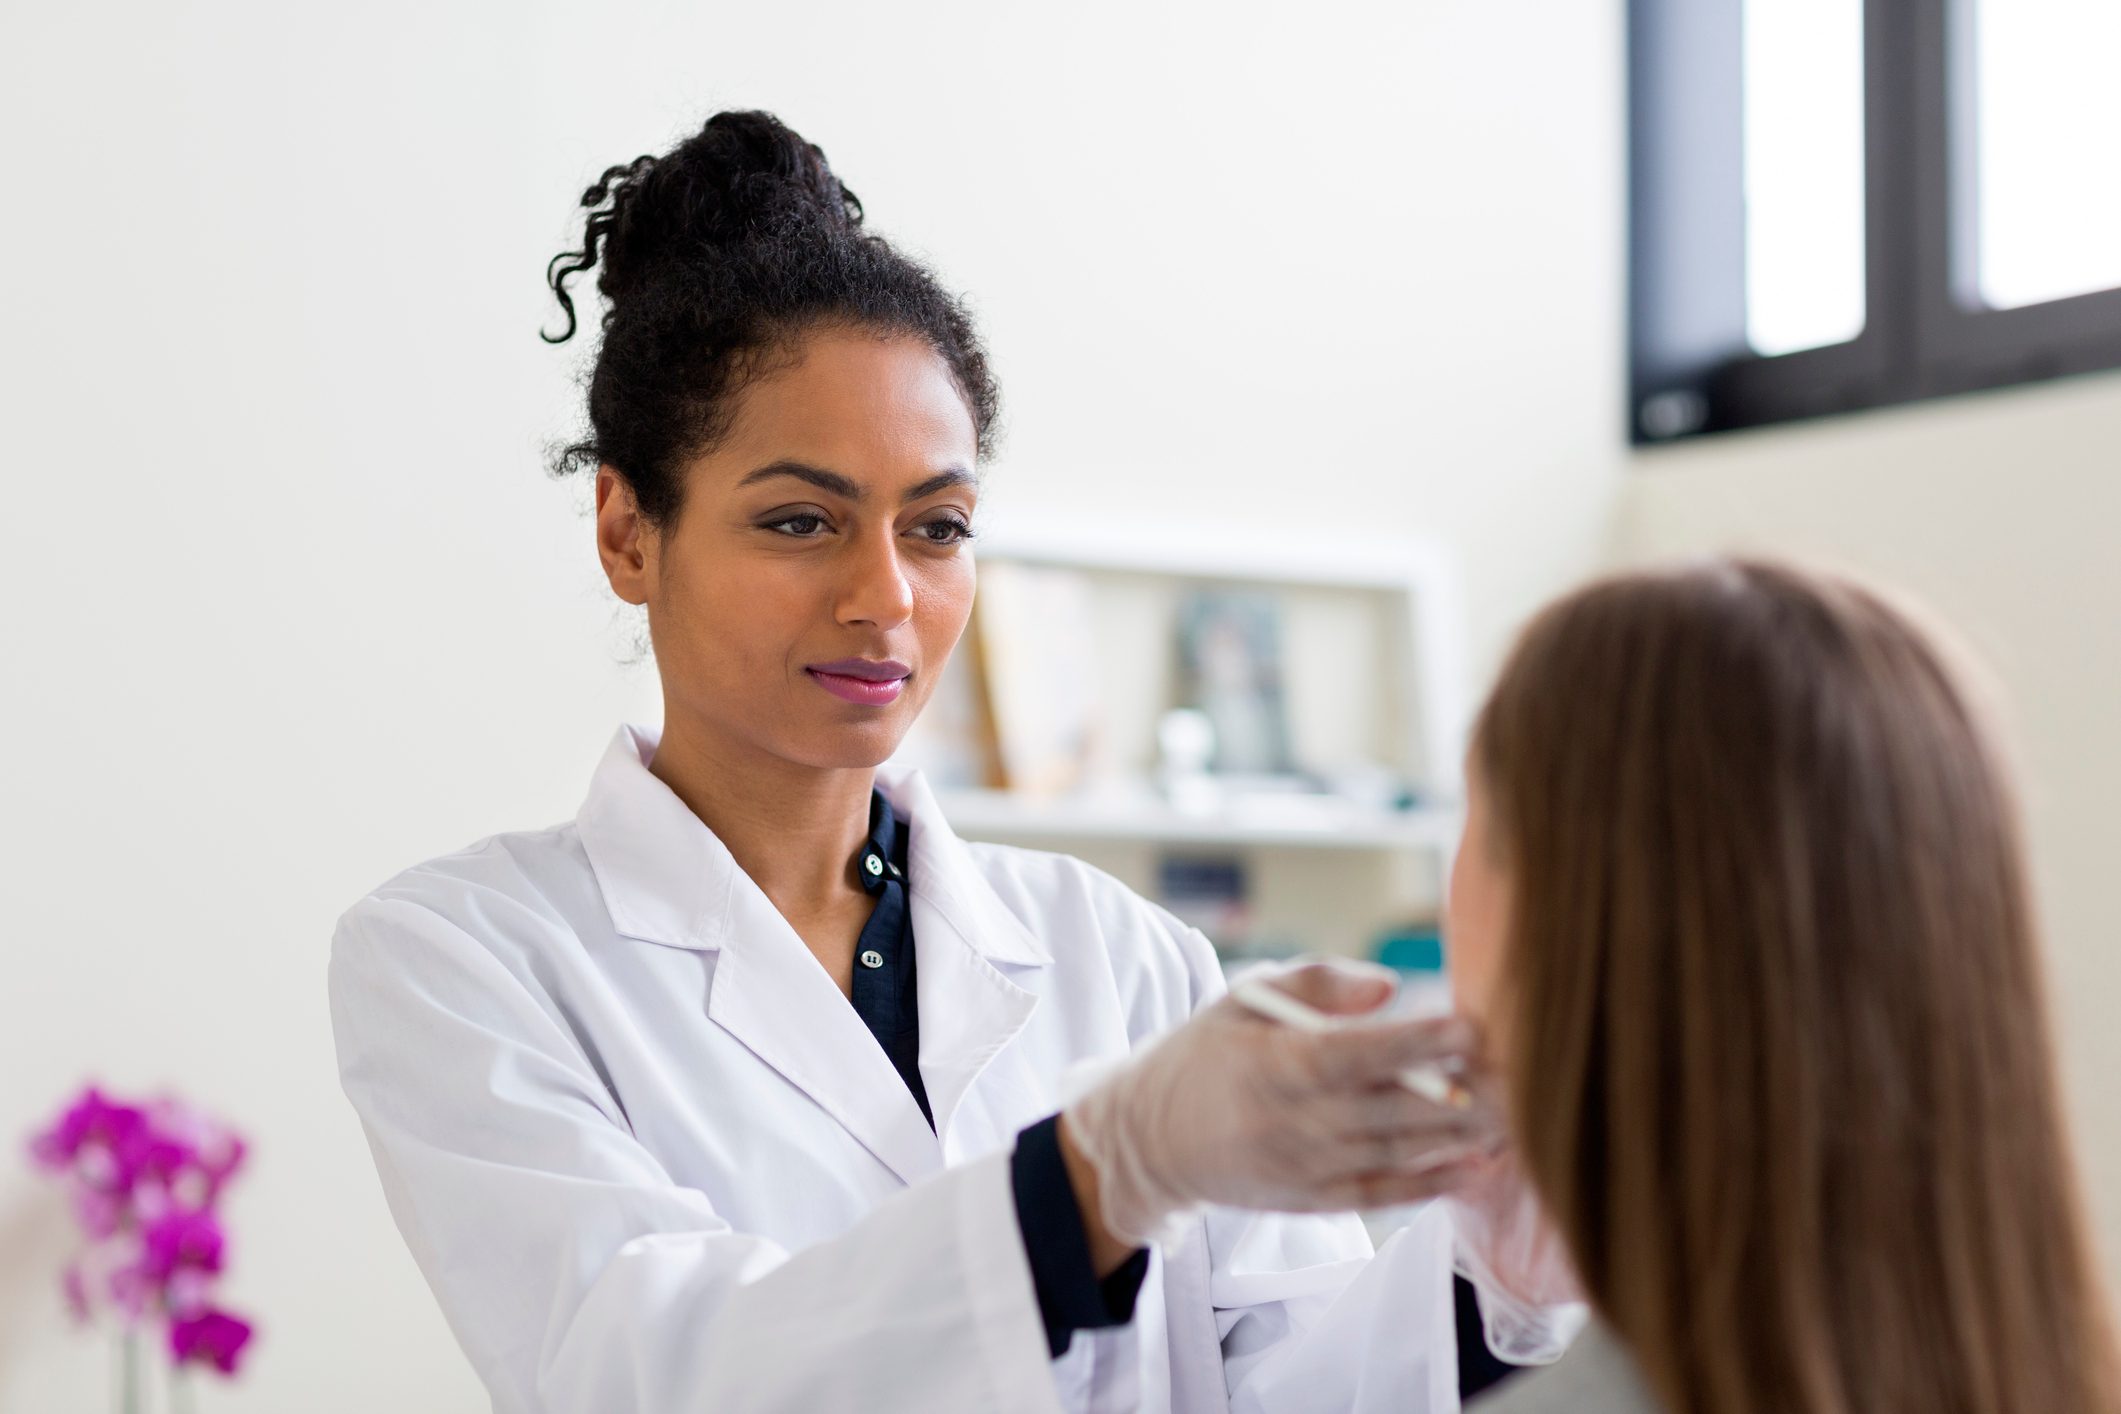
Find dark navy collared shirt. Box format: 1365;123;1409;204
848;791;930;1126
848;789;1148;1358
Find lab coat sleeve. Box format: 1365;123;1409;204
329;895;1064;1414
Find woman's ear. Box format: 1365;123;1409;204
594;465;653;606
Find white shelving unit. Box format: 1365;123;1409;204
939;786;1460;854
915;516;1472;959
958;519;1474;797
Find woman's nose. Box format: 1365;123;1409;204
836;531;916;630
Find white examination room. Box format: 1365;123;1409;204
3;3;2118;1412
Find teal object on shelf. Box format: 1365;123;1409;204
1373;926;1445;974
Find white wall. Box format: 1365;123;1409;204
1619;370;2121;1293
8;5;2116;1408
0;2;1626;1408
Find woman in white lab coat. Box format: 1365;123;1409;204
328;110;1561;1414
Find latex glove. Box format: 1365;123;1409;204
1448;1150;1587;1364
1062;959;1504;1247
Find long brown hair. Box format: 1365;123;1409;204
1474;559;2118;1414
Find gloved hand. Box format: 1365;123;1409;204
1447;1151;1586;1362
1061;959;1505;1247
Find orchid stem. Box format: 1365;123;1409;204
117;1328;141;1414
170;1362;197;1414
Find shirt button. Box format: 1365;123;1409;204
859;949;885;970
863;854;885;878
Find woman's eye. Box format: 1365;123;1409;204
766;514;828;537
916;517;974;545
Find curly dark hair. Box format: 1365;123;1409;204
543;110;1001;526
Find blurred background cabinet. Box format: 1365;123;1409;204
895;518;1471;971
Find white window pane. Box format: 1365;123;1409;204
1743;0;1867;357
1974;0;2121;310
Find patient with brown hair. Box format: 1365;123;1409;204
1451;559;2120;1414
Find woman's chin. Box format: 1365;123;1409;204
777;720;915;773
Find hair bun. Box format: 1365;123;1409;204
544;110;864;344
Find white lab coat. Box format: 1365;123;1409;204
328;724;1467;1414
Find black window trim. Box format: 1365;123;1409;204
1629;0;2121;444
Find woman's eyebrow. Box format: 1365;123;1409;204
737;460;864;499
737;460;974;504
902;468;975;503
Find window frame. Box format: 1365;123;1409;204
1628;0;2121;444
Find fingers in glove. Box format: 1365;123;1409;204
1263;958;1399;1018
1317;1156;1491;1211
1306;1119;1498;1179
1326;1084;1505;1144
1308;1015;1480;1089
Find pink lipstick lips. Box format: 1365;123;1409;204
806;658;911;707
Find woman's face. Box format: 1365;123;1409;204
1447;764;1514;1055
597;328;981;773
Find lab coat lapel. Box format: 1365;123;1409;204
879;767;1053;1143
703;878;945;1188
577;725;942;1188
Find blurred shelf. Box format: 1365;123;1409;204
975;522;1459;594
937;787;1461;852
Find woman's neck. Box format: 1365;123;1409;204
647;714;877;923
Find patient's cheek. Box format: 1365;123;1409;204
1446;794;1511;1037
1449;904;1503;1032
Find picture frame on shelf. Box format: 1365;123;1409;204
1174;586;1296;777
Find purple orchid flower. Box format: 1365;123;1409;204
67;1182;130;1242
28;1087;252;1231
61;1262;91;1324
139;1208;225;1282
28;1085;260;1382
143;1098;245;1207
30;1087;203;1236
168;1308;253;1375
28;1087;120;1168
28;1084;260;1382
107;1261;156;1325
31;1089;150;1183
